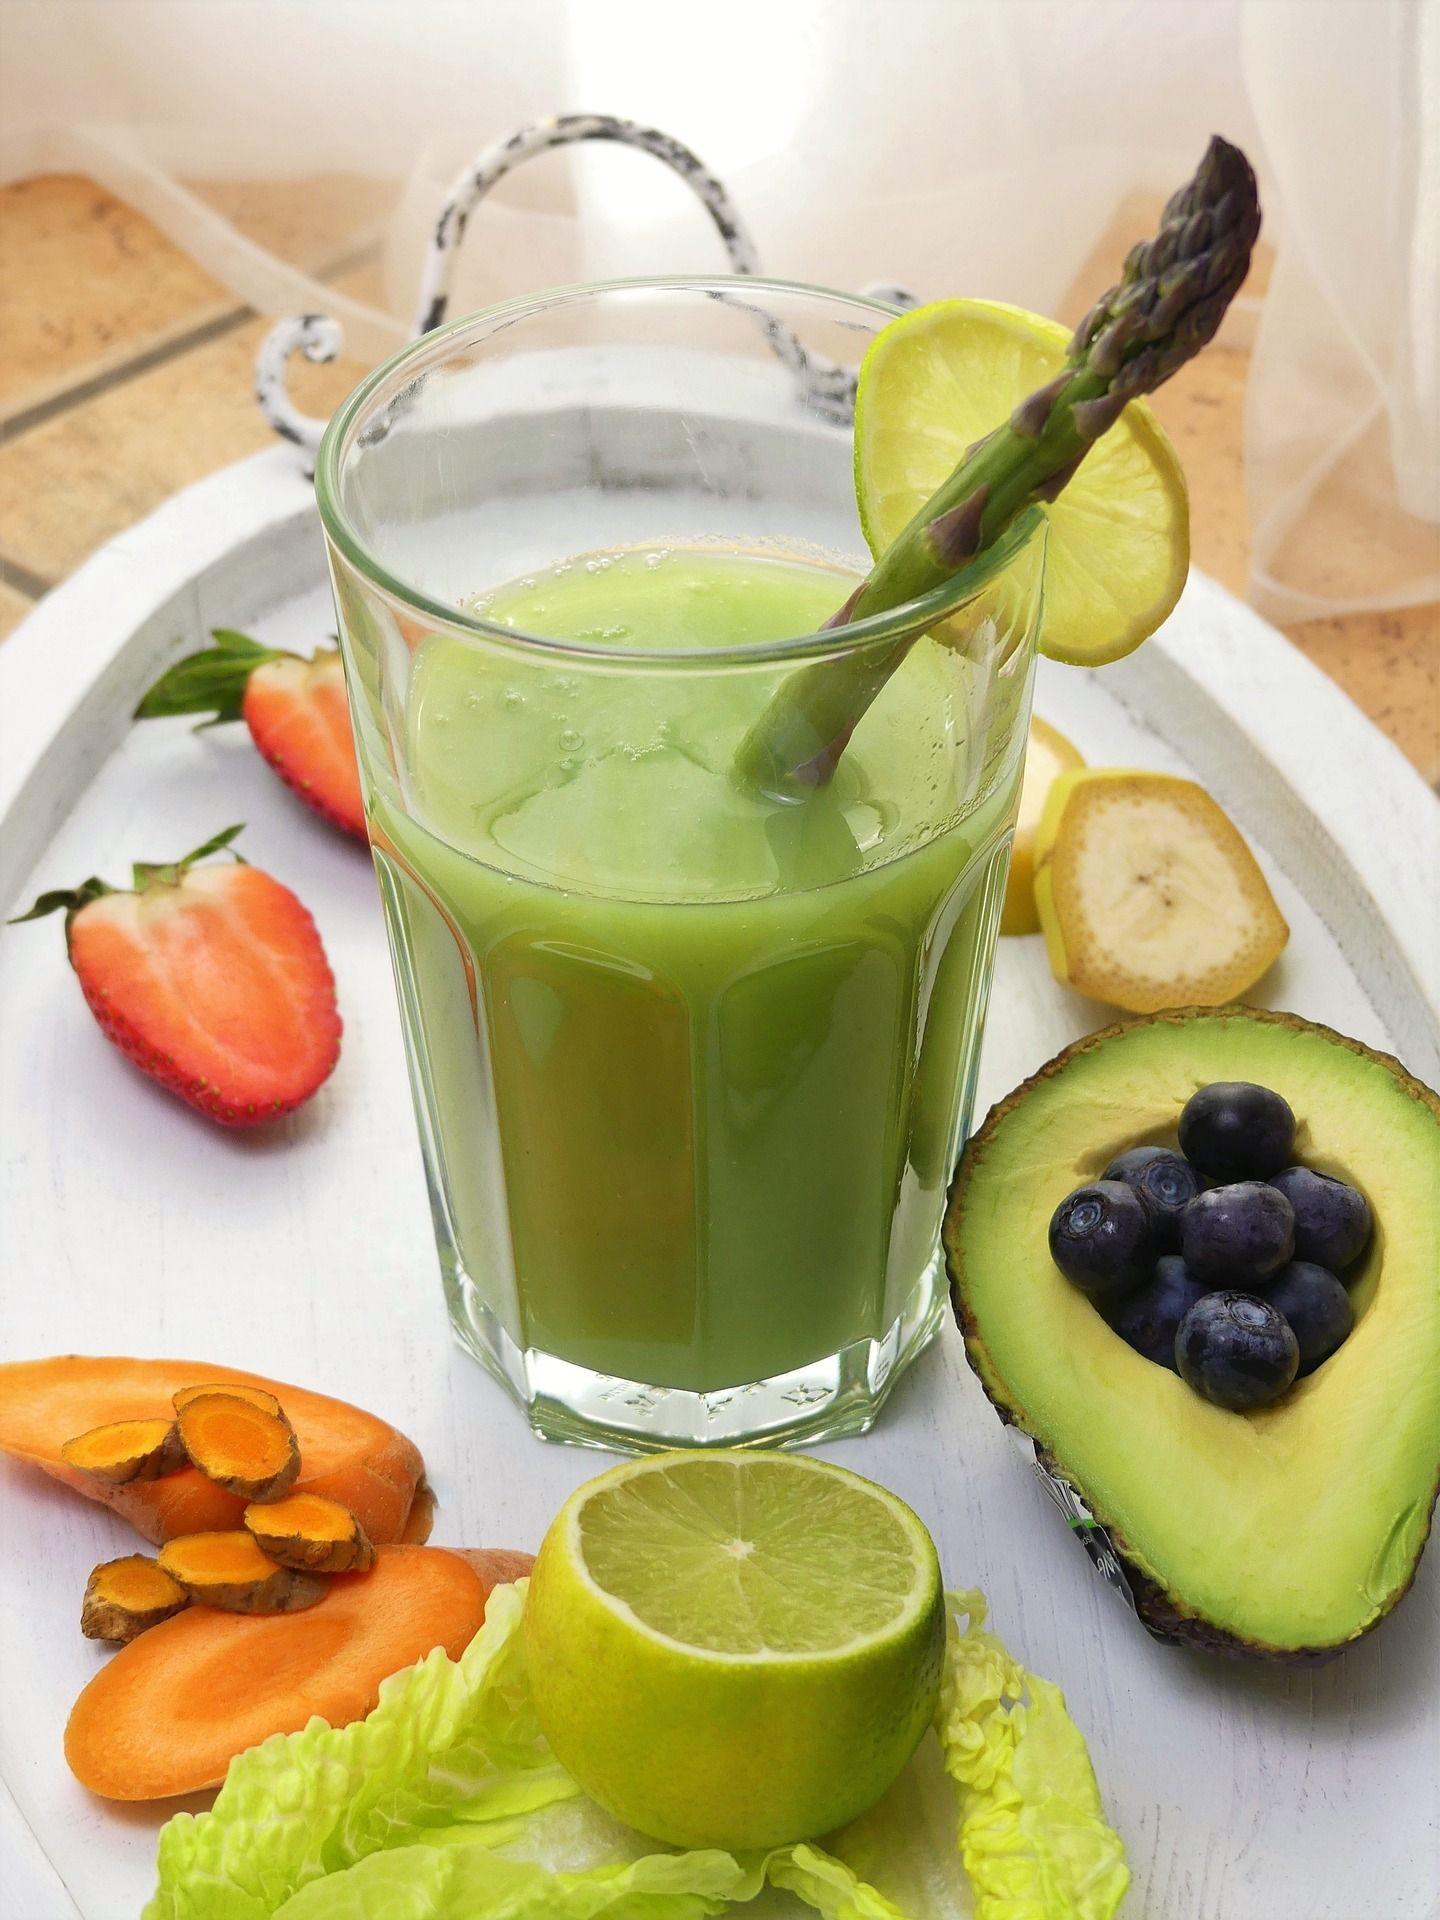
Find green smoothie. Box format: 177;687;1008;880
370;546;1022;1396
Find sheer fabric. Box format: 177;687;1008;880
1;0;1434;619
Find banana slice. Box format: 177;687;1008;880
1033;769;1288;1012
1001;716;1086;936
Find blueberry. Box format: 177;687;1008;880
1048;1182;1154;1301
1181;1181;1294;1285
1260;1261;1354;1375
1103;1147;1202;1249
1268;1166;1372;1272
1175;1292;1299;1409
1178;1082;1295;1181
1105;1254;1212;1368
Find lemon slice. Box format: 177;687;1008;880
1033;768;1289;1011
855;299;1189;665
1001;715;1086;936
523;1450;944;1851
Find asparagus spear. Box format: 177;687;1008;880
736;135;1261;798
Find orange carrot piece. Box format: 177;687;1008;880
65;1545;491;1800
0;1357;424;1545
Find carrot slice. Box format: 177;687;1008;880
0;1357;424;1544
65;1546;494;1800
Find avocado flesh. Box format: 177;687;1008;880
946;1008;1440;1657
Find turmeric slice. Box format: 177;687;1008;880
243;1492;375;1573
158;1531;327;1613
172;1382;281;1419
81;1555;191;1644
176;1391;299;1502
400;1476;437;1545
60;1418;185;1486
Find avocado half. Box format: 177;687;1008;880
945;1007;1440;1663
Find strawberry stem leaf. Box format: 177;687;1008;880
7;878;113;934
135;630;289;725
179;822;248;866
209;628;273;654
132;824;247;892
10;828;247;943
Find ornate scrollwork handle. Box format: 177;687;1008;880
413;113;762;336
254;314;345;467
256;114;917;463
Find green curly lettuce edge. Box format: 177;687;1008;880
143;1582;1129;1920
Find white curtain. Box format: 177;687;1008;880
1;0;1435;621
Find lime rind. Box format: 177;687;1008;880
527;1450;947;1848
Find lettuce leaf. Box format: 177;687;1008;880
935;1591;1130;1920
275;1842;760;1919
765;1844;911;1919
146;1584;1127;1920
144;1586;580;1920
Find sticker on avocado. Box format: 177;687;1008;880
1009;1428;1141;1616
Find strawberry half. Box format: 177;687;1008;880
13;827;341;1127
137;631;366;841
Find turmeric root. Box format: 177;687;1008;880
60;1418;185;1486
243;1492;375;1573
66;1545;494;1799
173;1382;281;1418
176;1391;299;1502
0;1357;426;1544
400;1476;437;1545
158;1531;327;1613
81;1555;191;1644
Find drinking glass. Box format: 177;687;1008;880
315;279;1045;1451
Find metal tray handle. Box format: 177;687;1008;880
256;112;915;465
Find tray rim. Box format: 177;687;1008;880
1;447;1437;1919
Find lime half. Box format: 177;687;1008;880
523;1451;944;1851
856;298;1190;665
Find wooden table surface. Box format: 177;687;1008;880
2;173;1436;787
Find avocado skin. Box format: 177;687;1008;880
952;1304;1393;1667
945;1005;1440;1665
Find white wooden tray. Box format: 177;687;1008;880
1;446;1437;1920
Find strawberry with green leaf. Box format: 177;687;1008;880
137;632;365;842
12;827;341;1127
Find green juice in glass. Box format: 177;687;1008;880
370;545;1021;1400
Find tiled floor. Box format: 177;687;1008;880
1;173;1436;783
